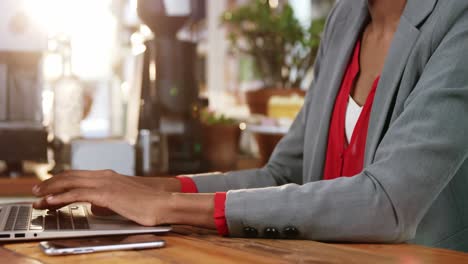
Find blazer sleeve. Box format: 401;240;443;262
187;3;338;193
224;11;468;242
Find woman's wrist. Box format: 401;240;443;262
163;193;216;229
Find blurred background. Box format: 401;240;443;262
0;0;335;180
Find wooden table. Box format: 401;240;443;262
1;226;468;264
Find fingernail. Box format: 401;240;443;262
32;185;40;194
46;195;54;202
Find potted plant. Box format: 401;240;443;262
200;109;241;171
222;0;326;164
222;0;326;115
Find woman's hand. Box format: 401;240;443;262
32;170;174;226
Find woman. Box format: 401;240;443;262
33;0;468;251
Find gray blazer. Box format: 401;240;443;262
188;0;468;252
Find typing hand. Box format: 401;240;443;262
32;170;173;226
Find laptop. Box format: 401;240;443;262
0;202;171;241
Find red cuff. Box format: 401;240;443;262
176;176;198;193
214;192;229;236
176;177;229;236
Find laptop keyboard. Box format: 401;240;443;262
3;205;89;231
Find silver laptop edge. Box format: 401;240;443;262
0;202;171;241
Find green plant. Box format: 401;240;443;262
200;109;238;126
222;0;326;89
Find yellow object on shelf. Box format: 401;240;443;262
267;94;305;119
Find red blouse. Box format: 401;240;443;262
323;41;380;180
178;40;380;236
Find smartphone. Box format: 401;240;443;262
39;234;165;256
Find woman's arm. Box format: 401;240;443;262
32;170;217;229
222;6;468;242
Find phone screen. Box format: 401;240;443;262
44;234;164;249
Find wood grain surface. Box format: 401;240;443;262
0;247;43;264
2;226;468;264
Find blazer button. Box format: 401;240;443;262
283;226;300;238
243;227;258;238
264;227;280;238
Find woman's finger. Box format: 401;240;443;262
32;198;69;210
33;170;119;197
40;188;104;208
33;174;96;197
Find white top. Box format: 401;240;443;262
345;95;363;143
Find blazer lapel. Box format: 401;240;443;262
364;0;438;166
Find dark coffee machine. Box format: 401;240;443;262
137;0;205;175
